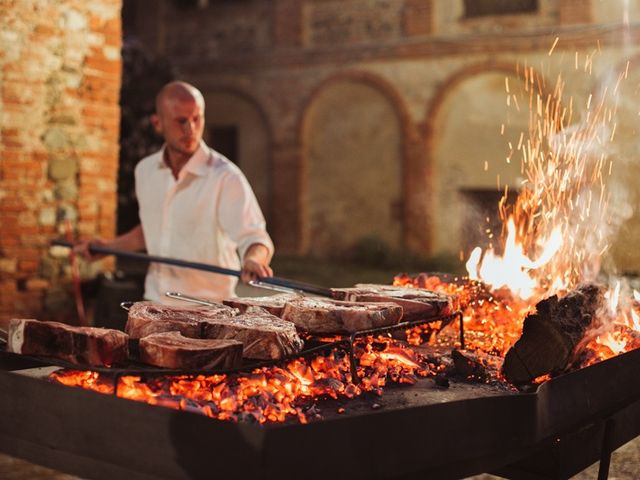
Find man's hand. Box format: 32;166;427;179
73;238;108;261
241;243;273;283
73;225;146;262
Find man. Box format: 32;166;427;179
77;81;273;303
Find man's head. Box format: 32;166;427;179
152;81;206;158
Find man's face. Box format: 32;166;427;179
152;97;205;157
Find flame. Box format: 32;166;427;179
596;332;627;355
465;50;624;302
466;219;563;299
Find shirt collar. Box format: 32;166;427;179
156;141;210;177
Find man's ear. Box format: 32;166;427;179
150;114;162;134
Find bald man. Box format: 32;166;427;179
77;81;274;303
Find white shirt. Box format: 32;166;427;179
135;141;274;303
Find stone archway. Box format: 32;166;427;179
426;66;531;258
202;90;272;221
301;77;404;257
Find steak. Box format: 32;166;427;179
201;307;304;360
7;318;128;367
331;284;452;321
223;294;299;317
138;332;243;370
281;297;403;333
125;301;237;339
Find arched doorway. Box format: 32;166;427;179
430;70;529;258
203;90;272;221
302;79;403;256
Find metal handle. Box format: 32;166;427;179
165;292;219;306
248;280;304;295
51;239;332;297
120;301;135;312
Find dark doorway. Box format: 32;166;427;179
459;187;519;256
209;125;238;164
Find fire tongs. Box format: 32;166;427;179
50;239;331;297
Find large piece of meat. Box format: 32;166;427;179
201;307;304;360
138;332;243;370
7;319;128;367
281;297;403;333
223;293;298;317
125;301;237;339
331;284;451;321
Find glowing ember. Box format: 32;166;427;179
50;339;431;424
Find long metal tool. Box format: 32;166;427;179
50;239;332;297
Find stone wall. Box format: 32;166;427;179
126;0;640;272
0;0;122;324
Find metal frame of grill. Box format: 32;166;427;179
1;346;639;479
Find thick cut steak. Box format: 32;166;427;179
331;284;451;321
201;307;304;360
7;319;128;367
125;301;237;339
281;297;403;333
138;332;243;370
223;294;299;317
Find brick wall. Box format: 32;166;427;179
0;0;122;325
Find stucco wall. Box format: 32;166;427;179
126;0;640;274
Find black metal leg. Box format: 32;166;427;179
597;418;615;480
459;312;465;350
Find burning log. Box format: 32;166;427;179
139;332;243;370
502;284;604;385
7;319;128;367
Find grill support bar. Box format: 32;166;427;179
597;417;616;480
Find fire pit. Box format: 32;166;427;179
1;338;640;480
2;272;640;480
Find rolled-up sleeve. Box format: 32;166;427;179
218;170;274;261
